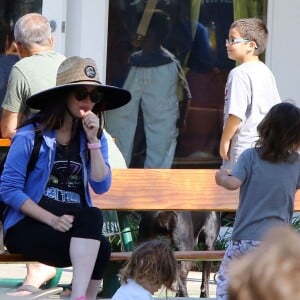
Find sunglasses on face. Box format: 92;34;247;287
73;87;102;104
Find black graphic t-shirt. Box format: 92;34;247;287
39;141;86;215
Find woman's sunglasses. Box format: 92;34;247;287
73;87;102;104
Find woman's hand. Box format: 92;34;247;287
21;199;75;232
80;110;100;143
50;214;74;232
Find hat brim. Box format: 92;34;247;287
26;82;131;111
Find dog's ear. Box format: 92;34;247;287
156;211;177;231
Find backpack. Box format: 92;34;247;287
0;127;43;223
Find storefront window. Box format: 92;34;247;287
106;0;267;168
0;0;42;30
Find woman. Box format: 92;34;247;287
0;56;131;300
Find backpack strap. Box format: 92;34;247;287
27;126;43;173
1;124;43;223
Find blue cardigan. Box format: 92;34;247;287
0;124;112;235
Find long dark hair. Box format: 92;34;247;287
255;102;300;162
0;19;14;53
21;87;105;139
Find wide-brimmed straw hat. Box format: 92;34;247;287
26;56;131;111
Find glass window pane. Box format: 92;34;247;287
0;0;42;29
105;0;267;169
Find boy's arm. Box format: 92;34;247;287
219;114;241;161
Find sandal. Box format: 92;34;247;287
6;284;63;299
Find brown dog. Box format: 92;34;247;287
137;211;221;297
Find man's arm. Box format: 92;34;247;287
1;109;18;139
219;114;241;161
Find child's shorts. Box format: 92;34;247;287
216;240;260;300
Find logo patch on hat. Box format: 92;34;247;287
84;66;96;78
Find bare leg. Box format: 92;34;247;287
86;280;102;300
24;263;57;286
70;237;100;300
6;263;56;297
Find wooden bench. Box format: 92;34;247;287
1;168;300;264
0;168;230;263
0;136;299;263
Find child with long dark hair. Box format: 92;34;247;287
215;102;300;299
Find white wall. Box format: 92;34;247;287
266;0;300;106
64;0;109;83
42;0;66;54
42;0;109;83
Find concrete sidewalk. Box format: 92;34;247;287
0;264;217;299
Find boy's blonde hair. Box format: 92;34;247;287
119;239;178;291
228;225;300;300
230;18;268;56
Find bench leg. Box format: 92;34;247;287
101;261;123;298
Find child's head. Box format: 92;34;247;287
229;18;268;56
256;101;300;162
228;225;300;300
145;9;171;45
119;239;177;293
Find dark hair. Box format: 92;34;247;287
147;9;171;43
21;87;104;138
255;102;300;162
119;239;178;291
0;20;14;53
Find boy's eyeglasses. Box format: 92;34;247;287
73;87;102;104
225;38;250;46
226;38;258;49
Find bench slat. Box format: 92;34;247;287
0;250;225;263
109;250;225;261
0;253;36;263
95;169;300;211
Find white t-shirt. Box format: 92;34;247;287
223;61;281;169
112;279;153;300
103;129;127;169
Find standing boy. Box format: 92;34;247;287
219;18;280;170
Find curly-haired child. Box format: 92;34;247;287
112;239;178;299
